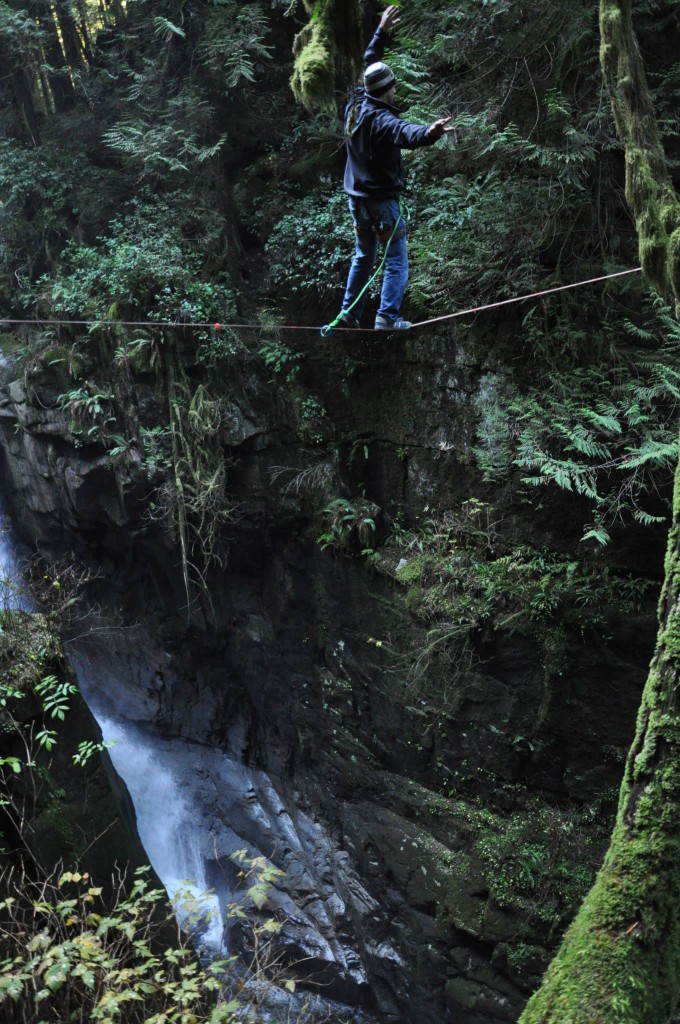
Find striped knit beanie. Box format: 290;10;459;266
364;61;396;96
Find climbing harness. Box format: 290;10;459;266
0;267;643;334
320;199;410;338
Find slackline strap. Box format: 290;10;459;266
0;267;643;333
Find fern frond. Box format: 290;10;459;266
619;440;677;469
581;409;622;434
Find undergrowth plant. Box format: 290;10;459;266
474;797;612;949
0;849;329;1024
0;865;238;1024
317;498;377;554
0;608;112;866
266;188;351;303
474;294;680;542
379;498;652;678
40;192;236;324
148;374;237;614
57;386;117;446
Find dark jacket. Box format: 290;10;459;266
343;28;437;200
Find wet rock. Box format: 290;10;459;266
445;976;516;1023
238;979;379;1024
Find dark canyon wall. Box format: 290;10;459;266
0;327;659;1023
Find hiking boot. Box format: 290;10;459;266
374;315;412;331
338;311;360;329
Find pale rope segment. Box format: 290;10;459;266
0;267;643;334
409;267;643;328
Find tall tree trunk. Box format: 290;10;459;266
53;0;83;71
7;65;42;145
518;3;680;1023
73;0;94;64
33;0;75;110
598;0;680;309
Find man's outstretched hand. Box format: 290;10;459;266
428;117;454;139
379;4;401;33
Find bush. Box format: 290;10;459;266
0;866;238;1024
266;187;352;302
37;192;237;324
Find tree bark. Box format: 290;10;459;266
518;4;680;1022
53;0;84;71
6;65;42;145
73;0;94;64
33;0;75;111
290;0;364;113
599;0;680;311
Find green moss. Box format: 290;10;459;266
39;345;84;383
290;0;363;113
45;798;83;853
395;557;426;584
291;21;335;114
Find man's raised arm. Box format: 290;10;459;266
364;4;401;66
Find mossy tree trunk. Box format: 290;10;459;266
599;0;680;310
519;4;680;1023
290;0;363;114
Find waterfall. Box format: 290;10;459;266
91;714;226;955
0;505;32;612
0;484;379;1020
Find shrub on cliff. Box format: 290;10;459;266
0;866;238;1024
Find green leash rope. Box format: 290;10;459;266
320;200;410;337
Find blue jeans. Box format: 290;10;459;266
341;197;408;323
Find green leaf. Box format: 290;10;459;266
45;963;69;992
581;526;610;546
154;16;186;37
619;440;677;469
247;882;268;910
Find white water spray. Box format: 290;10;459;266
0;507;31;611
95;716;226;954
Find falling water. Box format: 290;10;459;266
94;715;226;954
0;507;383;1024
0;507;32;612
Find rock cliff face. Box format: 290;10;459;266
0;328;660;1023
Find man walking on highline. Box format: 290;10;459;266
335;4;452;332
